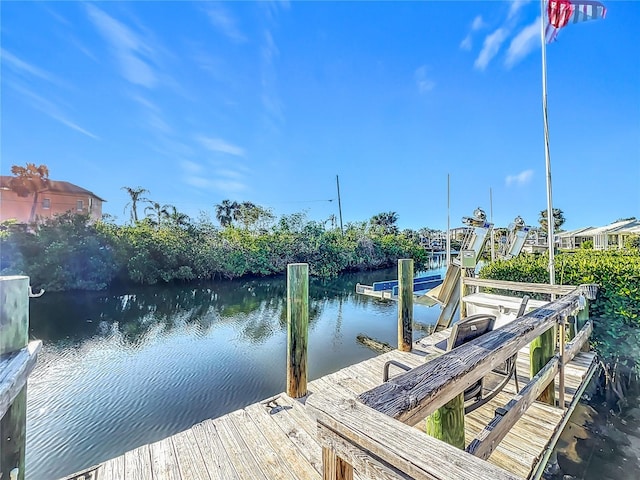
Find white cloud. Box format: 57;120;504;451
471;15;486;31
474;28;508;70
414;65;435;93
197;136;246;157
460;34;473;51
6;81;98;139
505;17;541;68
204;3;247;43
85;4;157;88
181;160;203;175
0;49;62;85
506;169;534;186
508;0;531;20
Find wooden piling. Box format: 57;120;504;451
530;326;555;405
397;259;413;352
425;392;465;449
287;264;309;398
0;276;29;480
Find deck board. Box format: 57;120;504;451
70;336;597;480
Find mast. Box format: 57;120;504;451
336;175;344;235
446;173;451;267
540;0;556;287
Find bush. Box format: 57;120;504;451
480;250;640;375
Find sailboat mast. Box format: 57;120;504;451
540;0;556;287
336;175;344;235
446;174;451;267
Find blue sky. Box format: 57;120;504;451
2;1;638;231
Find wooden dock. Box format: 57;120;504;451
63;331;597;480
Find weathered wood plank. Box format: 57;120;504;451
245;403;320;480
461;278;575;295
214;414;269;480
320;431;392;480
227;409;296;479
100;455;124;480
124;444;153;480
564;320;592;364
170;429;212;480
149;437;181;480
269;395;322;475
0;341;41;419
359;292;580;425
467;356;559;459
193;420;242;480
307;391;521;480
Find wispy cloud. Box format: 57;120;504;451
505;17;541;68
1;49;63;85
460;15;486;51
474;28;508;70
85;4;157;88
471;15;486;31
506;169;534;186
197;135;246;157
508;0;531;20
181;160;248;194
414;65;435;93
203;2;247;43
460;35;473;51
7;81;98;140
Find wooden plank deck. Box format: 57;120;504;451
62;332;597;480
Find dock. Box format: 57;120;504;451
1;269;599;480
63;326;597;480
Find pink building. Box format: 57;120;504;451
0;176;105;224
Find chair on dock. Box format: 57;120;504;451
383;298;530;414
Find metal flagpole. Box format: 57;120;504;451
540;0;556;287
490;187;495;262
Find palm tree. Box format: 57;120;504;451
144;201;170;227
165;205;191;228
539;208;566;232
9;163;50;223
122;186;149;223
370;211;399;235
215;199;239;227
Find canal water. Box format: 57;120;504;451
26;265;445;479
24;261;637;479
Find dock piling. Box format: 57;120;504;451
397;259;413;352
287;263;309;398
0;276;30;480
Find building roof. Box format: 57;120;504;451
556;219;639;238
0;176;106;202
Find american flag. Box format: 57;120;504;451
545;0;607;43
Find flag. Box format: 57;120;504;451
545;0;607;43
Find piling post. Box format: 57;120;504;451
530;324;555;405
287;263;309;398
578;284;598;352
397;259;413;352
425;393;465;449
0;276;29;480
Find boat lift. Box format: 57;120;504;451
356;208;533;332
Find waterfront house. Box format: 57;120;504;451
0;176;105;224
557;219;640;250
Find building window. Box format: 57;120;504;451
76;200;84;211
42;198;51;209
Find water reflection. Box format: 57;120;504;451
25;265;444;479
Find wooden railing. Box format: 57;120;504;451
307;283;595;480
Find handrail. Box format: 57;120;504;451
357;289;581;425
461;277;576;296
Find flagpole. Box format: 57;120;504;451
540;0;556;288
446;173;451;267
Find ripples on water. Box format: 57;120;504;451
26;267;444;479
